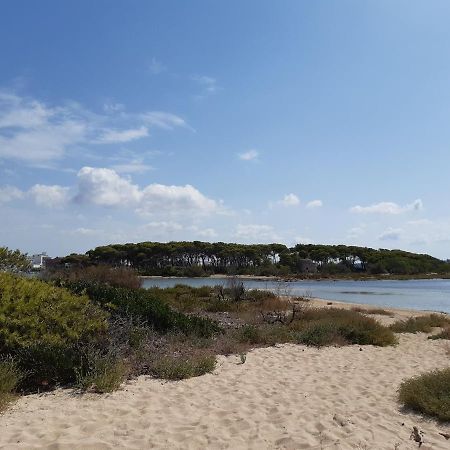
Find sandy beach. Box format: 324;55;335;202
1;302;449;450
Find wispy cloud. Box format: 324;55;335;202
378;227;403;241
97;126;149;143
234;224;280;242
0;91;189;165
29;184;70;208
140;111;190;130
278;193;300;207
0;185;24;203
191;75;220;96
238;149;259;161
148;57;167;75
306;199;323;209
350;199;423;214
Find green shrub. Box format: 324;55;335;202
390;314;450;333
0;273;109;388
291;308;397;347
76;353;127;393
62;281;221;338
398;368;450;421
0;358;23;411
150;354;216;380
237;325;263;344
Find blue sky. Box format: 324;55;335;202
1;1;450;258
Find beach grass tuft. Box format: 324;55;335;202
398;368;450;421
390;314;450;333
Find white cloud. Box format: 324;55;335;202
191;75;219;95
378;227;403;241
75;166;219;216
279;193;300;207
148;57;167;75
234;224;279;242
350;199;423;214
98;126;149;143
29;184;70;208
138;183;218;216
76;167;142;206
306;199;323;209
140;112;188;130
0;185;24;203
0;91;189;164
103;102;124;113
238;149;259;161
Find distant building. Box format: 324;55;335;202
29;252;50;270
297;258;318;273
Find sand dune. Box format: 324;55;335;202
1;316;450;449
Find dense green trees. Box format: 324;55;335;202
0;247;30;273
56;241;450;276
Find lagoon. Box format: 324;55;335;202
142;277;450;313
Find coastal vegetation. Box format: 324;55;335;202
0;265;402;411
0;247;30;273
51;241;450;278
2;262;450;422
389;314;450;333
398;368;450;421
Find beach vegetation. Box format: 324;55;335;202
75;352;127;393
0;272;108;389
389;314;450;333
398;368;450;421
0;247;30;273
149;353;216;380
0;357;23;411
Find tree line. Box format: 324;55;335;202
50;242;450;277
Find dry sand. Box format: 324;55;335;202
1;304;450;450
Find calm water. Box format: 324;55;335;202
142;277;450;313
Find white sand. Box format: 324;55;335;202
1;308;450;449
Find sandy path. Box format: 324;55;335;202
1;331;450;449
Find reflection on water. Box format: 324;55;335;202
142;277;450;313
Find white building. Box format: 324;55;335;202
29;252;50;270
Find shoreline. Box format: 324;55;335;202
139;273;450;282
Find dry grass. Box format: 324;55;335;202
390;314;450;333
0;358;23;412
428;326;450;341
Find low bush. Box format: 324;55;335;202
0;358;23;411
0;273;109;389
76;353;127;393
290;308;397;347
63;281;221;338
390;314;450;333
398;368;450;421
150;354;216;380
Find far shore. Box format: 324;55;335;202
139;273;450;281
